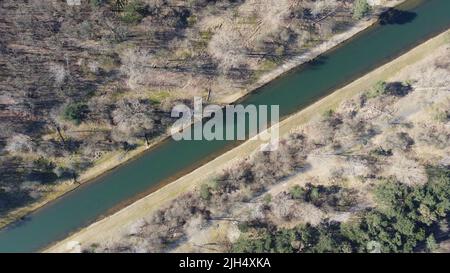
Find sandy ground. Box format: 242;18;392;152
45;28;449;253
0;0;406;230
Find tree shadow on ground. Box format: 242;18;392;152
0;213;32;231
305;55;329;70
385;81;413;96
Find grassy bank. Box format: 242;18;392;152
45;28;450;253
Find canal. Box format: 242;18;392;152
0;0;449;252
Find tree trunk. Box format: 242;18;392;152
144;133;150;147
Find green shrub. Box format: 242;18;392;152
121;1;146;25
289;185;305;199
353;0;371;20
63;103;89;124
200;184;211;201
187;15;197;26
426;235;438;252
289;183;354;211
263;194;272;204
367;81;387;98
308;187;320;202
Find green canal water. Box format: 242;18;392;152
0;0;449;252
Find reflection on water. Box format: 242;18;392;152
379;8;417;25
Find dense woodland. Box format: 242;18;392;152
232;167;450;253
0;0;379;216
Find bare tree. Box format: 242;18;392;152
111;98;155;145
5;134;36;154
